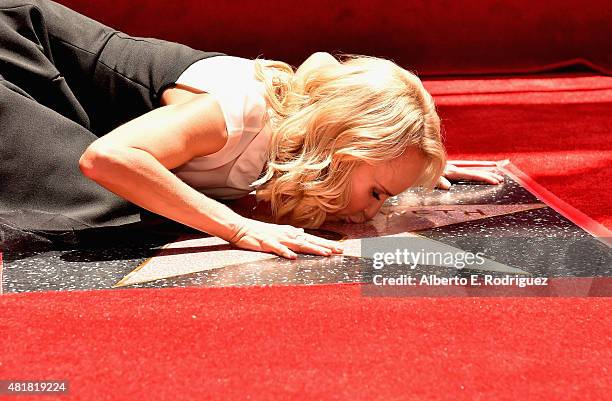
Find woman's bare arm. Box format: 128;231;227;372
79;90;243;241
79;86;343;257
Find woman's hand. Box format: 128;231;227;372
227;218;344;259
436;161;505;190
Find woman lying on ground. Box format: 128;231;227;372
0;0;503;258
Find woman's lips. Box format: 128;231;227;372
332;213;366;224
347;214;365;224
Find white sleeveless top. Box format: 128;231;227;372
170;55;272;199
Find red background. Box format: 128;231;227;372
1;2;610;400
58;0;612;76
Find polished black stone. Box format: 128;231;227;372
2;166;610;294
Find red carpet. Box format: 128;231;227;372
1;285;610;401
1;73;610;400
427;73;612;228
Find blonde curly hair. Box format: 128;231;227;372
251;53;446;228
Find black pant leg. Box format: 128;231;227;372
88;32;226;136
29;0;226;135
0;78;142;232
1;0;226;136
0;1;226;235
0;0;93;128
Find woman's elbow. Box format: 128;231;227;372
78;144;117;180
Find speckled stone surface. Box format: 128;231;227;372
115;231;528;288
2;163;610;293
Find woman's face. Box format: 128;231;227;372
327;147;428;223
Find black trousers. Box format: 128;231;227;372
0;0;225;240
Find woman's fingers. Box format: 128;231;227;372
261;237;298;259
437;176;452;190
232;220;345;259
288;240;333;256
281;234;342;256
445;166;505;184
303;233;344;253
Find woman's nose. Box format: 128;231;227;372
364;200;384;221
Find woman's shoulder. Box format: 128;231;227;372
175;55;269;133
177;55;254;83
170;55;272;182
